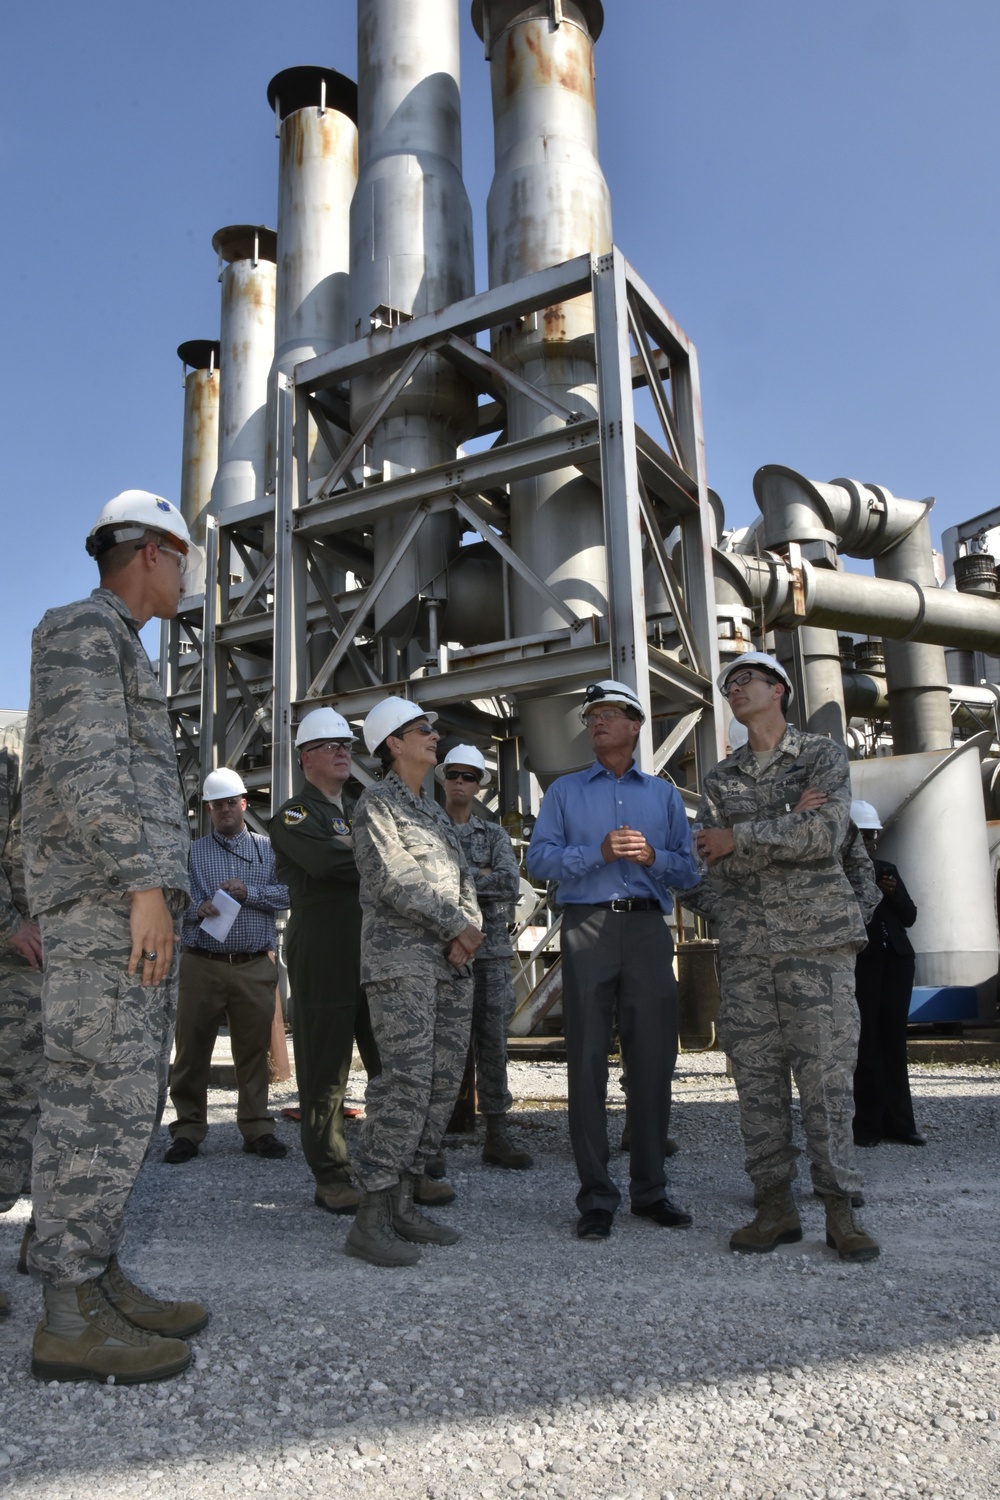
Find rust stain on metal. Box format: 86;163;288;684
542;303;568;342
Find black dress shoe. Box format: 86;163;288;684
243;1134;288;1159
163;1137;198;1164
853;1135;881;1149
631;1197;693;1229
886;1131;926;1147
576;1209;613;1240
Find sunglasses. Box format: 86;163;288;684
443;770;480;783
398;722;436;737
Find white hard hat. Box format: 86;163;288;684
718;651;794;704
579;679;646;724
851;799;882;830
202;767;247;801
86;489;192;558
434;743;490;787
363;697;438;756
295;706;356;749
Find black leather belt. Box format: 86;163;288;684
183;947;271;965
589;898;661;913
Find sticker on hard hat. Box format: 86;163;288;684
332;818;351;836
156;500;171;512
283;805;308;825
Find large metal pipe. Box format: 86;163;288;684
267;67;358;491
873;511;953;751
474;0;611;779
176;339;220;598
210;225;277;518
728;549;1000;655
350;0;476;644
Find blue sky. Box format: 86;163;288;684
2;1;997;706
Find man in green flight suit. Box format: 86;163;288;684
269;708;380;1216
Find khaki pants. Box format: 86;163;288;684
168;950;278;1145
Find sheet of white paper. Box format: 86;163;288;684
199;887;241;942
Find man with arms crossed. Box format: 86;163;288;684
684;652;878;1262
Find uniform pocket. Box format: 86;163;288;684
43;964;129;1065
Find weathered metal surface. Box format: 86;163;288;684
210;226;277;519
351;0;476;641
177;340;220;598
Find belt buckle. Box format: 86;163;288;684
611;898;629;913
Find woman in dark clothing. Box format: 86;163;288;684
851;804;924;1147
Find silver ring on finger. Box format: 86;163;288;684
142;950;158;962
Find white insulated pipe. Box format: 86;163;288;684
351;0;476;644
474;0;611;779
267;67;358;490
210;225;277;518
176;339;220;599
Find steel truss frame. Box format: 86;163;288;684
164;248;725;814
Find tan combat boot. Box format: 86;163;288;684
730;1184;802;1254
824;1194;880;1262
414;1174;456;1206
314;1180;362;1215
345;1187;421;1268
482;1114;533;1170
98;1257;209;1338
31;1280;191;1384
17;1218;33;1275
391;1175;460;1246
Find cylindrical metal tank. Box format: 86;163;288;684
873;512;953;752
267;67;358;490
350;0;476;643
210;225;277;518
474;0;611;780
851;742;999;1013
176;339;220;598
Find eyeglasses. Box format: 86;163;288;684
398;722;437;737
209;796;244;808
153;542;188;577
304;739;354;753
443;770;480;783
586;709;629;724
720;670;780;698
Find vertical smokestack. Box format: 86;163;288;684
176;339;221;599
351;0;476;647
210;225;277;518
474;0;611;777
266;67;358;489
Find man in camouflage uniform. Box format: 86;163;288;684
438;745;531;1170
269;707;380;1216
0;719;44;1319
683;652;879;1262
21;490;209;1383
346;698;482;1268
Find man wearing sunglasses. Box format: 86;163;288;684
437;745;532;1172
682;651;878;1263
269;708;381;1218
528;679;699;1241
165;768;289;1165
20;490;207;1384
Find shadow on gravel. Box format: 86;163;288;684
1;1065;998;1495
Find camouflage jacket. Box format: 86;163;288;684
451;813;520;960
680;724;867;956
270;782;360;912
22;588;190;915
0;723;31;946
353;771;481;983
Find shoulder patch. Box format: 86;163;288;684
283;804;308;826
331;817;352;836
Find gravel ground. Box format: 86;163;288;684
1;1054;998;1499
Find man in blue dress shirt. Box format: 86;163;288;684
527;680;699;1240
165;768;289;1162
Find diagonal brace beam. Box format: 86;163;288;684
451;495;584;631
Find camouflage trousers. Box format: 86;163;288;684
471;957;516;1116
28;895;180;1287
0;956;44;1212
357;969;473;1192
717;946;862;1198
